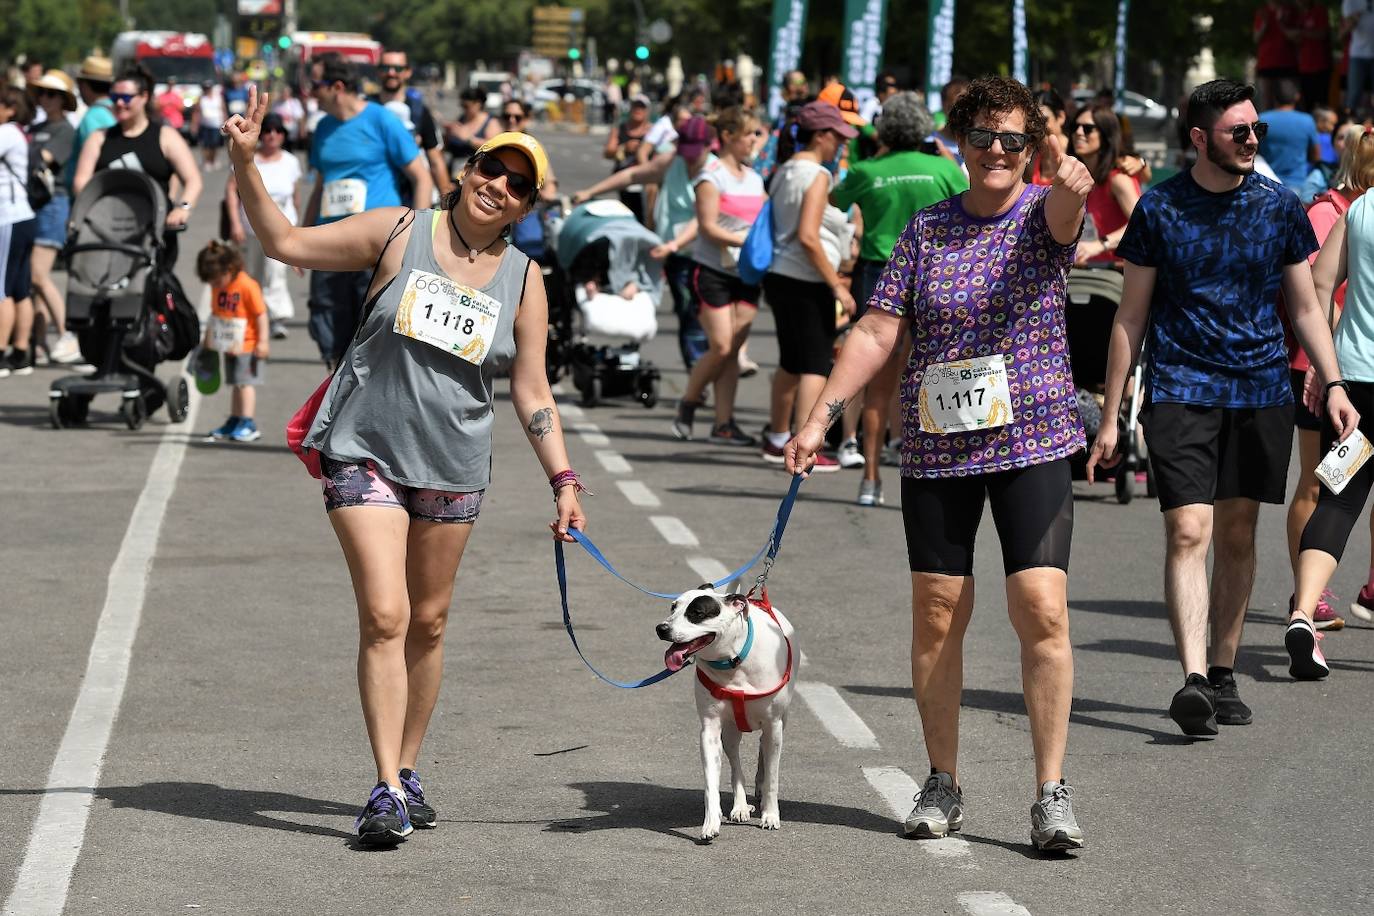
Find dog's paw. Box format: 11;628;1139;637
760;808;781;831
728;802;755;824
700;819;721;842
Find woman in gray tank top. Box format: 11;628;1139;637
224;89;587;847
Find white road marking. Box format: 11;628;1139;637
650;515;699;546
958;892;1033;916
559;403;585;420
861;766;971;859
687;557;730;583
596;450;632;474
3;395;202;916
797;683;880;749
616;480;661;507
572;423;610;447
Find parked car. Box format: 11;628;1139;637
469;70;515;112
1072;88;1177;144
534;78;606;121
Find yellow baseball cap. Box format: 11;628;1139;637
475;131;549;190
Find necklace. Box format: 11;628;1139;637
448;207;501;261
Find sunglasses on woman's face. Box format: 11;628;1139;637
474;154;535;199
1073;122;1098;136
1214;120;1268;144
502;112;525;124
965;127;1030;153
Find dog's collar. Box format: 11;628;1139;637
704;614;754;670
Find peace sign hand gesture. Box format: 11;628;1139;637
222;84;270;173
1040;133;1093;200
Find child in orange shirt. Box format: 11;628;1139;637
196;241;270;442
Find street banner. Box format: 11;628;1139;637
1012;0;1027;85
925;0;956;114
767;0;810;119
841;0;889;109
1114;0;1130;97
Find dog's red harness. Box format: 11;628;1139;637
695;590;794;732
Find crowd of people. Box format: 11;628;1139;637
11;32;1374;855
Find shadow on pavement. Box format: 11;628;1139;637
0;403;55;429
956;830;1080;860
0;782;355;841
845;684;1196;745
548;780;898;843
1071;599;1287;628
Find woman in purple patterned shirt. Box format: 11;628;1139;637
786;77;1095;852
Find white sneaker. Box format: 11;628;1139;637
48;333;84;365
837;437;865;469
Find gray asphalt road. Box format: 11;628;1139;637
3;131;1373;916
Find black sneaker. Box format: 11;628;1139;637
1208;669;1253;726
1168;673;1218;736
399;768;436;828
354;781;412;846
709;418;757;447
671;400;697;440
6;348;34;377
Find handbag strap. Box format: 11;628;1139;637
353;208;416;343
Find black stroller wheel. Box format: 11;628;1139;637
637;373;659;409
49;397;66;430
166;377;189;423
1115;464;1134;504
51;394;92;429
121;394;147;431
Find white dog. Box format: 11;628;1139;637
656;583;797;842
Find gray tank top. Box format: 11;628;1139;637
303;209;529;491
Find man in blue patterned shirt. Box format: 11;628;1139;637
1087;79;1359;737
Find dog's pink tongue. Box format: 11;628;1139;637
665;635;714;672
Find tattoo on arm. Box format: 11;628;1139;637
527;407;554;441
824;398;846;429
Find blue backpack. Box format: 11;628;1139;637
737;198;774;286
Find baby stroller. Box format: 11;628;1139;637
49;171;195;430
1064;265;1153;504
545;199;662;408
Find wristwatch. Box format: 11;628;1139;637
1325;379;1351;398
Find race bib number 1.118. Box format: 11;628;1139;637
918;354;1015;434
392;269;503;366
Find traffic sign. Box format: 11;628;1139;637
532;5;584;59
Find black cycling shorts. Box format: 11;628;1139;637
901;458;1075;576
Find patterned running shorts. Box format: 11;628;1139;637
321;457;484;523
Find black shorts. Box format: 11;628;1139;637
1291;369;1322;432
1141;401;1295;511
900;458;1074;577
763;271;838;376
692;263;759;309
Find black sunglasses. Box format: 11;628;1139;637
311;79;337;91
1214;120;1268;144
108;92;138;105
501;112;525;122
474;154;535;199
1073;122;1098;136
965;128;1030;153
379;64;406;73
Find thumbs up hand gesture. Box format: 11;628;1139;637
1041;133;1093;199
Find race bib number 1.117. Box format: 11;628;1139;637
918;354;1015;434
392;269;503;366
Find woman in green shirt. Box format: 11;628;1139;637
831;92;968;506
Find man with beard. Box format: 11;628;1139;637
1086;79;1359;737
373;49;451;197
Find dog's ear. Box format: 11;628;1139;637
726;578;745;595
723;593;749;612
697;583;714;592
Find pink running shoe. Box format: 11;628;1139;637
1351;585;1374;622
1313;589;1346;631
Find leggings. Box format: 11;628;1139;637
1300;380;1374;561
665;253;707;369
901;458;1075;576
763;271;837;376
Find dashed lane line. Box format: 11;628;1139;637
861;766;972;859
616;480;661;508
795;683;880;749
957;892;1033;916
650;515;699;547
3;395;203;916
595;450;632;474
572;422;610;447
687;557;729;583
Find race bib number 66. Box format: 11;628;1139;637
1316;428;1374;494
392;269;503;366
918;354;1015;434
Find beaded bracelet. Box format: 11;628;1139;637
550;469;593;496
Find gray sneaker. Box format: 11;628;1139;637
903;771;964;838
857;479;884;507
1030;780;1084;851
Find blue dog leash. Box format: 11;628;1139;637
554;473;804;688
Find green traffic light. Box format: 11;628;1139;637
634;45;650;61
568;48;581;60
277;35;292;49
